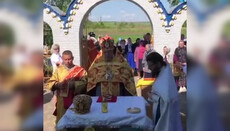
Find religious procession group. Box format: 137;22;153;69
84;32;186;92
48;33;187;130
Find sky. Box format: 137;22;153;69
88;0;175;22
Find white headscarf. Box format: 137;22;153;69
51;44;60;54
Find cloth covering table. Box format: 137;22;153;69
56;96;154;130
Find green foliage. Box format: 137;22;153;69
167;0;181;7
44;0;72;12
181;21;187;37
43;22;53;47
0;24;14;46
181;27;187;38
182;21;187;28
55;0;72;12
130;22;135;28
118;22;126;29
100;22;105;27
43;58;53;77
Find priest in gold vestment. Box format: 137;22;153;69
87;35;136;96
47;50;87;123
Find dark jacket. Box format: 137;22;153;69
124;44;136;55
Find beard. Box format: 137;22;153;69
149;66;162;78
104;51;114;62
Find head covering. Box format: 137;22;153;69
166;47;170;54
88;32;95;37
51;44;60;54
151;64;183;131
149;44;153;51
99;35;114;52
187;64;224;131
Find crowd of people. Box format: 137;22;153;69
85;32;187;91
46;33;187;130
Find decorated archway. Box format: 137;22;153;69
43;0;187;66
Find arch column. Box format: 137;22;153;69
153;8;187;56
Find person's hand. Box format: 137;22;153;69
54;82;66;90
68;81;75;89
182;62;187;66
99;38;103;45
56;61;61;66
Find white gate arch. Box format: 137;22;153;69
43;0;187;65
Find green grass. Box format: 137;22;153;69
83;22;152;42
83;21;187;42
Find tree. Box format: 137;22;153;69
182;20;187;28
167;0;181;7
100;22;105;27
45;0;72;12
43;22;53;47
55;0;72;12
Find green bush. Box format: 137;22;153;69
43;58;53;77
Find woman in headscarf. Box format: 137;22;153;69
50;44;62;74
163;46;171;64
173;40;187;92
